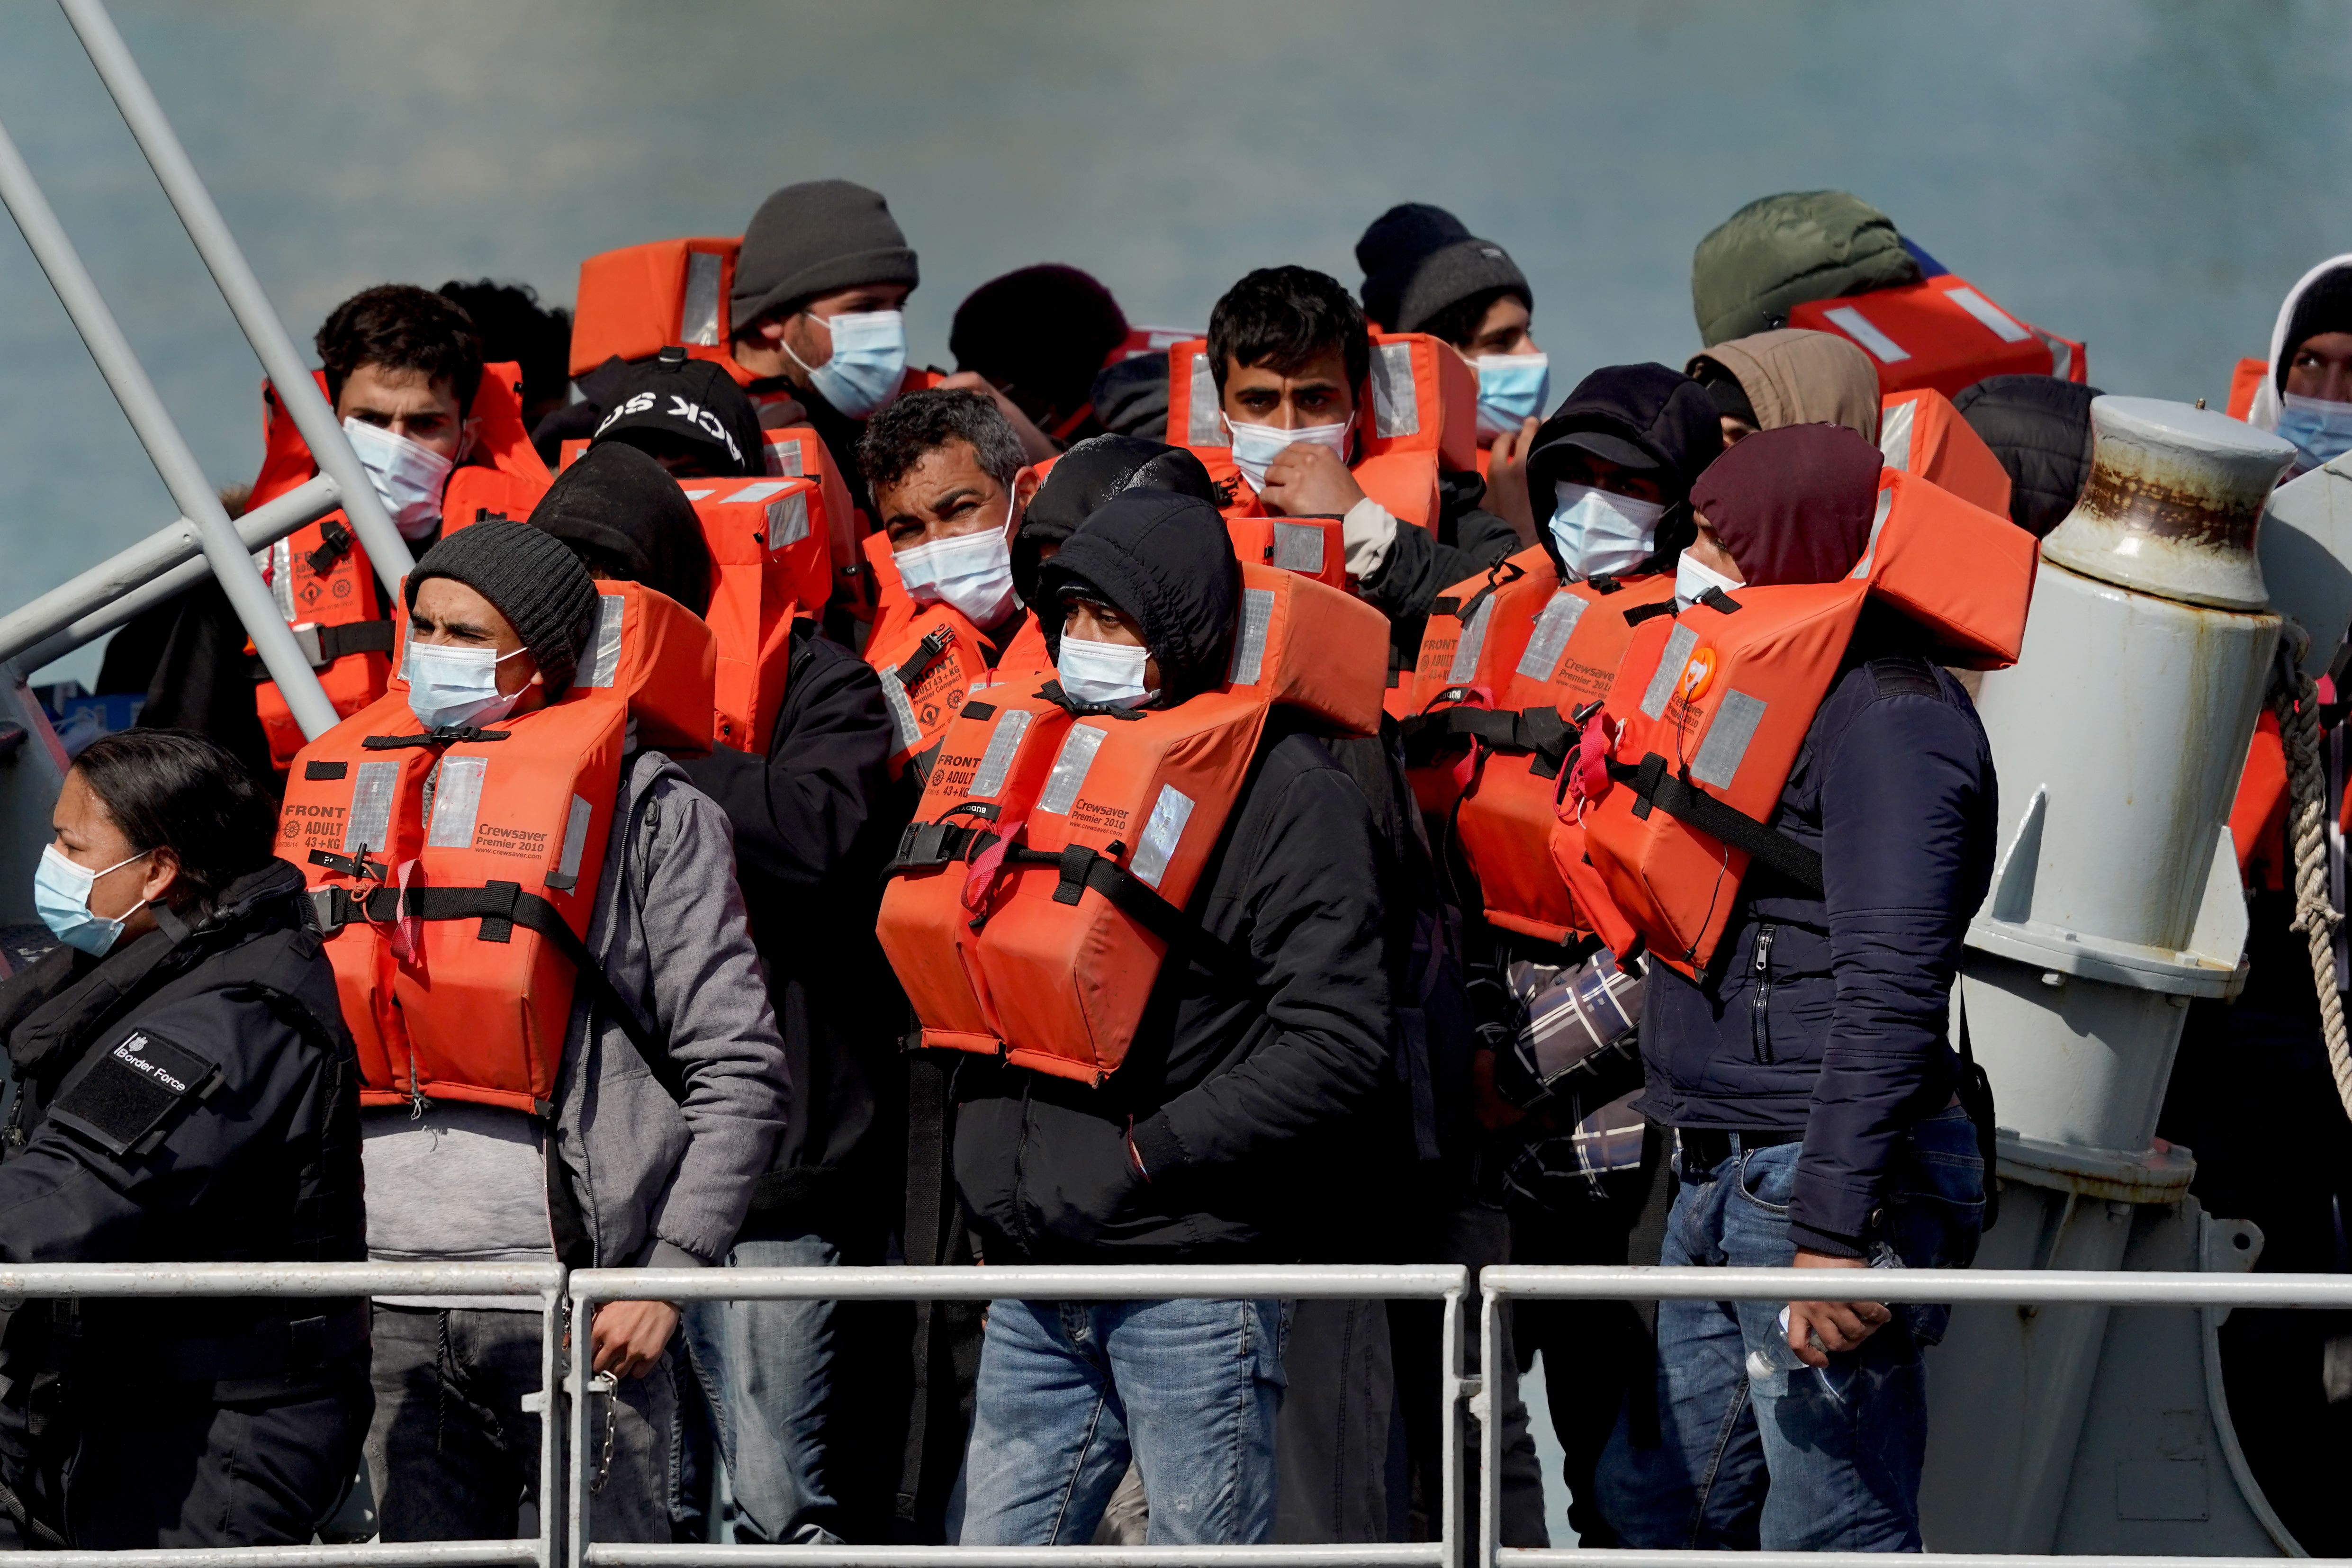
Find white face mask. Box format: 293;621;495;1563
1223;415;1352;494
1548;481;1665;580
344;416;455;541
893;487;1021;629
1675;550;1745;610
405;640;529;731
1056;632;1152;707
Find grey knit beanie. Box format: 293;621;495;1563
406;519;602;698
731;179;919;332
1356;202;1530;337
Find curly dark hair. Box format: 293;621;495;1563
857;388;1027;496
1207;265;1370;397
71;730;277;924
317;284;486;413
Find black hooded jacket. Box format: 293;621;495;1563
951;492;1394;1261
1952;374;2104;539
1018;434;1220;605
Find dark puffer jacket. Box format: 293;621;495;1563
1636;639;1997;1256
1953;374;2105;538
952;492;1394;1261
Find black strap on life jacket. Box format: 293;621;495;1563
304;516;358;575
360;724;513;749
306;876;684;1104
1400;698;1575;778
1036;680;1152;721
250;617;396;682
892;625;956;693
1430;555;1527;626
1620;599;1678;629
1607;751;1825;895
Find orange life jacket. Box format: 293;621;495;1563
675;478;830;753
1224;515;1348;592
1564;469;2036;978
1788;274;2087;401
1402;548;1679;940
2227;358;2268;422
1876;387;2012;517
252;362;549;770
1164;333;1478;531
278;581;715;1114
874;563;1389;1084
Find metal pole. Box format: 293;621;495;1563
1440;1286;1464;1568
0;473;340;667
1476;1288;1501;1568
56;0;415;593
0;114;339;739
541;1280;564;1568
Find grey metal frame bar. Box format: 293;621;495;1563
0;474;342;671
1477;1265;2352;1568
56;0;415;595
0;113;339;738
563;1265;1470;1568
0;1261;561;1567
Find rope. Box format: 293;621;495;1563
2276;660;2352;1117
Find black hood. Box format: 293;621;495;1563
1952;373;2105;539
1018;435;1219;603
588;349;766;479
1523;362;1723;575
1035;490;1239;705
530;441;713;616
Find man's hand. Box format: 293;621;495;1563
1486;416;1541;545
1257;442;1366;518
591;1299;680;1379
1785;1249;1891;1368
937;371;1061;463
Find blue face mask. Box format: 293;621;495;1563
2276;392;2352;478
1475;353;1550;439
405;641;528;731
787;309;908;420
1548;481;1665;580
36;842;150;956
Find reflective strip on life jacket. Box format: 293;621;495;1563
279;581;715;1113
569;237;740;379
1877;387;2013;518
1567;469;2036;978
1225;515;1348;591
1790;274;2087;400
875;562;1389;1083
675;477;829;753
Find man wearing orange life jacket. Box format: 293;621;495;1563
939;491;1392;1547
333;521;791;1543
540;438;899;1544
856;390;1048;782
1585;427;1995;1553
1356;203;1548;540
1205;266;1520;671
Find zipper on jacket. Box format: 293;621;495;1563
1750;922;1777;1064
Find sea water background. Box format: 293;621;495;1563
0;0;2349;1537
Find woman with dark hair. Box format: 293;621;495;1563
0;729;367;1548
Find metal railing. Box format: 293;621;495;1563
564;1265;1472;1568
1474;1264;2352;1568
0;1261;561;1567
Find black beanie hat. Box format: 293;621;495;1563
406;519;602;699
732;180;919;332
1355;202;1531;336
2280;264;2352;392
589;348;766;478
531;442;714;618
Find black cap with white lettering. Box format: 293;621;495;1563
587;347;766;479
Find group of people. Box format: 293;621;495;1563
6;173;2352;1555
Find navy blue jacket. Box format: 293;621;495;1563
1636;651;1996;1254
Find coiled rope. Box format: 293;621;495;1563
2276;656;2352;1117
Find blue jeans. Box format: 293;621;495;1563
958;1298;1292;1545
1595;1105;1983;1551
678;1234;843;1545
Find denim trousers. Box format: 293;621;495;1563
678;1234;845;1545
958;1298;1292;1545
1595;1104;1983;1551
